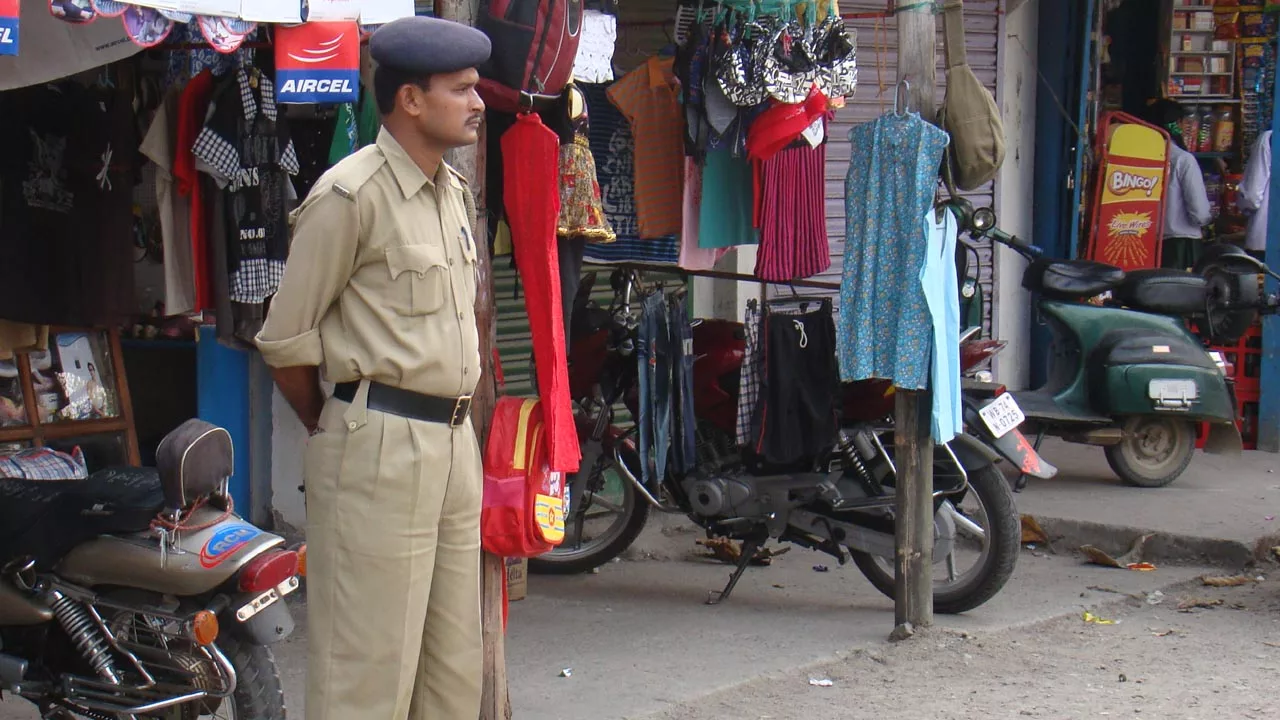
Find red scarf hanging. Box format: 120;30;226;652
500;113;581;474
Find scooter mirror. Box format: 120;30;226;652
972;207;996;233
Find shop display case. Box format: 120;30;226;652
0;327;140;469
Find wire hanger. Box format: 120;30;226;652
894;78;911;116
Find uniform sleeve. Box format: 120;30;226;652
255;185;360;368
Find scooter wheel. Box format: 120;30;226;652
1104;416;1196;488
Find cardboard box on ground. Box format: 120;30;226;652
506;557;528;602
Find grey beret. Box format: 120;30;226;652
369;16;492;75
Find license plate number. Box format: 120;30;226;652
979;393;1025;439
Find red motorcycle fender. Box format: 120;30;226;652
988;427;1058;479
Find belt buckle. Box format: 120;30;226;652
451;395;473;427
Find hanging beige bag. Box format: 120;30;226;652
936;0;1006;191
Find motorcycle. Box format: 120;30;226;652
529;268;1041;614
946;198;1280;489
1;419;300;719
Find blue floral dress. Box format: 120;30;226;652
836;112;949;389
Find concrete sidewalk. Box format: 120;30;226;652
1013;439;1280;567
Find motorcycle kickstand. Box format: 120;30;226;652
1014;429;1046;492
705;537;762;606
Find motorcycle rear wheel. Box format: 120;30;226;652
1104;416;1195;488
849;463;1019;615
187;631;286;719
528;445;650;575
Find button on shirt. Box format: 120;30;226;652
255;128;481;399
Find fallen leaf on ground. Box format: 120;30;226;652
1127;562;1157;572
1263;641;1280;648
1201;575;1256;587
1021;514;1049;545
1083;611;1117;625
1152;629;1176;637
696;538;788;566
1177;597;1224;611
1081;534;1153;569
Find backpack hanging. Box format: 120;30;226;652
936;0;1005;191
481;396;568;559
476;0;585;113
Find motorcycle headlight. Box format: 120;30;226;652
972;208;997;234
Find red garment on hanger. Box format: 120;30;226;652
174;70;216;311
501;113;581;474
745;88;830;163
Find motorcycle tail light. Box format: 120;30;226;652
192;610;219;646
238;550;299;594
297;544;307;578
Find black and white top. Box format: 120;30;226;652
193;67;300;306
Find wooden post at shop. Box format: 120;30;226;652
892;4;937;635
435;0;511;717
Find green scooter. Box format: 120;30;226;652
947;199;1279;489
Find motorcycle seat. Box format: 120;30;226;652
1022;259;1126;300
1112;269;1208;317
0;467;164;568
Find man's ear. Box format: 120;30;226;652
398;84;421;117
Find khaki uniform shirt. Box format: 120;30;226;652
256;128;480;398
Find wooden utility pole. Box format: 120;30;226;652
435;0;512;717
892;4;937;635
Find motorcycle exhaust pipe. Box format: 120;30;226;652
0;653;27;687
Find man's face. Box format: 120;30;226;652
400;68;485;149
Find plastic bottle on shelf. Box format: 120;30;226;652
1212;105;1235;152
1181;107;1201;149
1198;105;1215;152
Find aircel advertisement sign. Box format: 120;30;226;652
275;21;359;104
0;0;19;57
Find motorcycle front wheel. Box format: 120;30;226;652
528;443;650;575
849;462;1020;615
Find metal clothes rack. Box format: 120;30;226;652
610;262;840;291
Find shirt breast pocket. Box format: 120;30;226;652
384;244;450;316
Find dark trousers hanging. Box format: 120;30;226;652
756;302;840;466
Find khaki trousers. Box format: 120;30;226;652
302;382;483;719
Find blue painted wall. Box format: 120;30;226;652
196;326;252;512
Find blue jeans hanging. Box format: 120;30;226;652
669;293;697;474
637;292;671;485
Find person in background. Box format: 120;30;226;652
1145;99;1213;270
1237;129;1270;261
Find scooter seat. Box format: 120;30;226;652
1112;269;1208;317
1022;259;1126;300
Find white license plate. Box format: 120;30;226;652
979;393;1026;439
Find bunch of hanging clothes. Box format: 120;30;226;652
735;297;841;469
672;1;858;281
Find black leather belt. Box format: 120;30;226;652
333;381;472;427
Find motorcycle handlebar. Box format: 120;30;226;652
985;227;1044;260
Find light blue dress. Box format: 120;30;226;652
837;111;950;390
921;207;962;443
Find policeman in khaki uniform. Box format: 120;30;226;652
255;16;491;720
